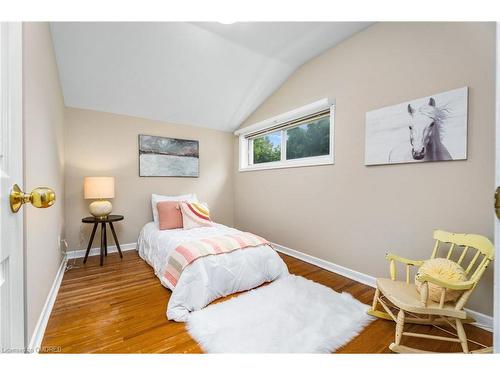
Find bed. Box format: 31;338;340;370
138;221;289;321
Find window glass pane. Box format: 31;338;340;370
252;131;281;164
286;116;330;160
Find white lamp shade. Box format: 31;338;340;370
84;177;115;199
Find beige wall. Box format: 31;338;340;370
23;22;66;338
64;108;234;251
234;22;495;315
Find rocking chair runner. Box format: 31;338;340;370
368;230;494;354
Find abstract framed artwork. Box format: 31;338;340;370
365;87;468;166
138;134;199;177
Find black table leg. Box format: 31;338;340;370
109;222;123;258
100;222;105;266
83;223;98;264
104;223;108;256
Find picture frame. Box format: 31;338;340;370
138;134;199;177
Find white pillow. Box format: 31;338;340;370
151;193;198;224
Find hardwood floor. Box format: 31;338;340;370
41;250;492;353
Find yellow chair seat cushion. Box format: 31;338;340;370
415;258;467;303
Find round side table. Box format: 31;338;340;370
82;215;124;266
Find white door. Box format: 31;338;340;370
0;22;24;352
495;22;500;353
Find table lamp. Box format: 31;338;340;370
84;177;115;219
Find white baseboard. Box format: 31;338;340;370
272;242;493;332
28;255;67;353
66;242;137;260
272;242;376;287
464;309;494;332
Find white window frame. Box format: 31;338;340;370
236;98;334;172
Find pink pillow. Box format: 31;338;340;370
157;201;183;230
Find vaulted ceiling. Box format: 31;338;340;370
50;22;372;132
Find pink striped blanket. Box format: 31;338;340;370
164;232;270;286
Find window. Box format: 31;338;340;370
237;99;334;171
285;116;330;160
252;131;281;164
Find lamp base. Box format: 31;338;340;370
89;200;112;219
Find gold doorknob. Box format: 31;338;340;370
496;186;500;220
9;184;56;213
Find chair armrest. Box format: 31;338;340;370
415;272;475;291
385;253;424;267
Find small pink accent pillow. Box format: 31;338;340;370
157;201;183;230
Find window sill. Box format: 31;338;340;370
239;156;334;172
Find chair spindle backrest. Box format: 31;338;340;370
457;246;469;265
432;230;494;285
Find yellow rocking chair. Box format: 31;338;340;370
368;230;494;354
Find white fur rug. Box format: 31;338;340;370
186;275;374;353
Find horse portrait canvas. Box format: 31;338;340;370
365;87;468;166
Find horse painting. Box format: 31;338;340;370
388;97;452;163
364;87;467;166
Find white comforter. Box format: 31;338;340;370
138;222;288;321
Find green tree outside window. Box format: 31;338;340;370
252;116;330;164
252;133;281;164
286;118;330;160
